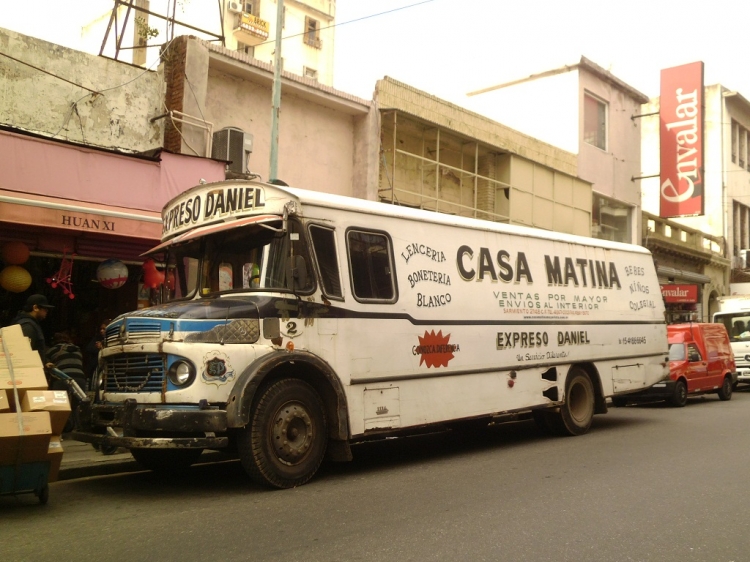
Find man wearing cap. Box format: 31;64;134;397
12;294;55;369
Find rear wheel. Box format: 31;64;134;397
545;368;595;436
238;378;327;489
130;448;204;472
718;376;733;401
670;380;688;407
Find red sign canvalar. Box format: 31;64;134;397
660;284;698;303
659;62;704;218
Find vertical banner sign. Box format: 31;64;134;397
660;61;704;218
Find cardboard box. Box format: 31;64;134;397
46;436;64;482
20;391;70;435
0;411;52;465
0;367;48;392
0;324;32;352
0;350;43;371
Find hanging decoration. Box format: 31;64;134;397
1;241;30;265
96;259;129;289
142;258;165;289
0;265;32;293
46;250;75;299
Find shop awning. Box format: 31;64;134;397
143;214;283;255
0;189;162;240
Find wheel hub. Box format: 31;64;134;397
272;401;314;465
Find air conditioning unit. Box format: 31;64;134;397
212;127;254;175
227;1;243;14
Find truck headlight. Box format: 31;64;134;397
168;360;195;387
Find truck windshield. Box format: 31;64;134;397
715;313;750;342
162;220;314;301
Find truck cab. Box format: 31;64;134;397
613;323;735;407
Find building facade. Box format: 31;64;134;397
640;83;750;321
462;57;648;245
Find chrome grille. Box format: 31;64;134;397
104;353;165;393
106;320;162;346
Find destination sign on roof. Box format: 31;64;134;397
161;184;271;239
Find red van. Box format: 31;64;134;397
614;323;736;407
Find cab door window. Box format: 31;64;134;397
346;229;396;303
309;225;343;299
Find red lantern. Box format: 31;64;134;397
142;259;165;289
2;241;30;265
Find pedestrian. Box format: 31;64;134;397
85;320;109;384
48;331;87;392
12;293;55;370
47;331;86;432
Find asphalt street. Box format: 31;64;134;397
2;389;750;562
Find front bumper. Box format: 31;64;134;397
72;399;229;450
737;369;750;384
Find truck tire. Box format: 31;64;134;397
238;378;327;489
544;367;594;436
131;448;204;472
670;379;688;407
718;376;733;401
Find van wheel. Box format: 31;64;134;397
238;378;327;489
718;376;733;401
131;448;204;472
545;368;594;436
670;380;688;407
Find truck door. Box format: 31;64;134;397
685;343;708;393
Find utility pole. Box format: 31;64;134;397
269;0;284;182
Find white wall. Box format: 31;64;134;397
0;27;164;153
462;71;579;154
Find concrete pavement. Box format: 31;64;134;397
58;436;230;480
58;436;141;481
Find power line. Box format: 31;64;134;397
255;0;437;48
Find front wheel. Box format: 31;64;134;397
546;368;595;436
718;376;733;401
238;378;328;489
670;379;688;407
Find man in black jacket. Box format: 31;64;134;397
12;293;55;369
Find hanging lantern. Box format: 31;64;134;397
96;259;129;289
0;265;32;293
142;258;165;289
2;241;30;265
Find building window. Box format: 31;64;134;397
243;1;256;14
236;42;254;57
304;16;321;48
732;119;738;164
583;93;607;151
741;128;747;170
592;194;631;243
303;66;318;81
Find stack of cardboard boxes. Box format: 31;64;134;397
0;324;69;483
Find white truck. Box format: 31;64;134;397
74;180;669;488
713;294;750;386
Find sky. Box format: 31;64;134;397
2;0;749;106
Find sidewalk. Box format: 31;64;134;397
58;436;141;481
